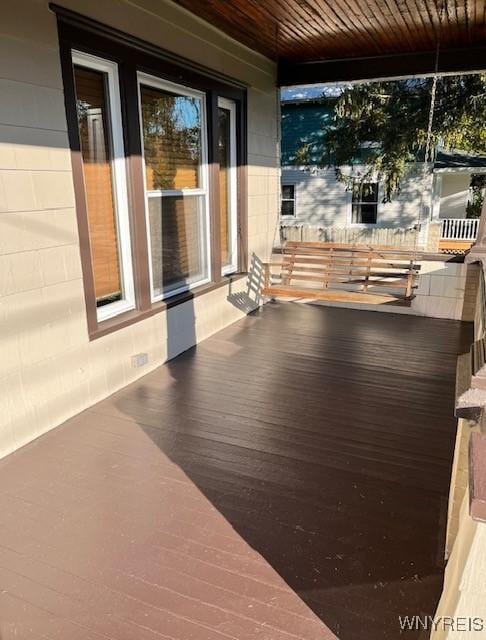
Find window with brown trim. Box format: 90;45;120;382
55;9;247;338
73;51;135;321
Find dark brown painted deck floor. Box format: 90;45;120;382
0;304;473;640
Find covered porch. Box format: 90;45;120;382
1;0;485;637
0;303;472;639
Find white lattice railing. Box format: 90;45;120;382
440;218;479;241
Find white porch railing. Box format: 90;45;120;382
440;218;479;241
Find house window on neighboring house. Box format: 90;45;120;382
281;184;296;216
351;182;379;224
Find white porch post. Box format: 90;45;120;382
431;173;443;220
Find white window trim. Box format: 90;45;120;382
72;50;136;323
281;183;296;217
349;182;379;226
218;97;238;276
137;72;211;302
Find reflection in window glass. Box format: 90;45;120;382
219;107;231;267
75;65;123;307
218;101;237;273
139;76;209;300
140;85;201;191
148;195;207;296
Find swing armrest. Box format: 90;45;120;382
262;262;285;289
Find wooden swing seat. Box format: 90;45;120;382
262;242;421;304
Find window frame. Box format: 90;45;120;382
281;183;296;217
56;9;248;340
350;181;379;226
72;50;136;322
218;97;238;275
137;72;212;302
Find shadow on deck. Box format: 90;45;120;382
0;304;472;640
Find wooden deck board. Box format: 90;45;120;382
0;304;472;639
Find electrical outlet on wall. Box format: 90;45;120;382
131;353;149;368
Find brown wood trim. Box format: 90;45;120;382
90;274;247;340
58;37;99;335
469;431;486;523
49;3;248;90
278;45;486;86
50;4;248;95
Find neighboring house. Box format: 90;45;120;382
280;96;486;244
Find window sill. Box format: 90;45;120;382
89;273;247;341
348;223;378;227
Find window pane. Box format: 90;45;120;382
218;106;234;269
282;185;294;200
148;195;208;297
282;200;295;216
140;85;202;191
353;203;377;224
360;204;377;224
74;65;123;307
352;182;378;203
362;183;378;203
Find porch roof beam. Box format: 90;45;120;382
278;45;486;86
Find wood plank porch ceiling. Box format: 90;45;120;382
174;0;486;63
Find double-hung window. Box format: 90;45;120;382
138;74;210;301
72;51;135;321
281;184;296;217
351;182;379;224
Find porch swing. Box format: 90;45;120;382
263;3;445;305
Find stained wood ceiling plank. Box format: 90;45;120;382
365;0;417;52
304;0;379;56
369;0;412;51
313;0;385;55
277;0;358;53
172;0;486;62
402;0;436;50
335;0;392;54
261;0;330;59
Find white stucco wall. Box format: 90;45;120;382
0;0;279;458
281;164;433;227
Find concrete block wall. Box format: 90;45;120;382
0;0;279;459
412;262;477;321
